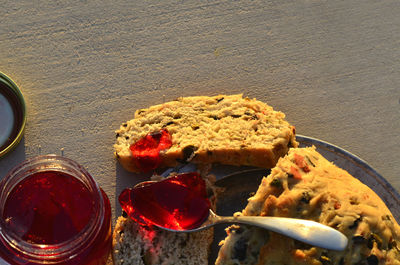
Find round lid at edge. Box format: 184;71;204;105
0;73;26;158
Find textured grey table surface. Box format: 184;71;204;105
0;0;399;262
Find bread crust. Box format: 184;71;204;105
114;94;298;173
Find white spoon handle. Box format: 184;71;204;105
218;215;348;251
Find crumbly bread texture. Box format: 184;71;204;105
216;147;400;265
112;173;218;265
114;94;297;172
112;216;213;265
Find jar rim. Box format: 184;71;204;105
0;155;105;263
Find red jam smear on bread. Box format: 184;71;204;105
129;129;172;172
119;172;210;230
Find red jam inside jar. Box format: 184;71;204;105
129;129;172;172
119;172;210;230
3;171;95;245
0;155;111;265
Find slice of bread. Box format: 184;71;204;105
112;173;218;265
112;216;213;265
216;147;400;265
114;94;297;173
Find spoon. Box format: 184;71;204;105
122;171;348;251
157;208;348;251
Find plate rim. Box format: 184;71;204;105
297;134;400;204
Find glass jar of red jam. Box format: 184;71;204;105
0;155;111;265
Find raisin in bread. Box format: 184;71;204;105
114;94;297;173
216;147;400;265
112;173;217;265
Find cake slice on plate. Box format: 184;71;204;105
216;147;400;265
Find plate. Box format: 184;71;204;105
207;135;400;263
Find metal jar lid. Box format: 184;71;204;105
0;72;26;157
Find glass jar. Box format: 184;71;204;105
0;155;111;265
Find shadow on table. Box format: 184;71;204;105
0;137;26;180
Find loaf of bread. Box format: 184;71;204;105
216;147;400;265
114;94;297;172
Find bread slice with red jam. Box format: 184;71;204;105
112;172;217;265
112;215;213;265
215;147;400;265
114;94;298;173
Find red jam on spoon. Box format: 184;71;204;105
119;172;211;230
129;129;172;172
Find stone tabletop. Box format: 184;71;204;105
0;0;399;261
